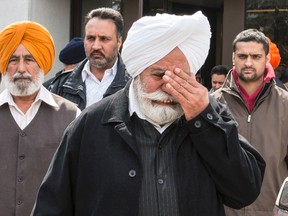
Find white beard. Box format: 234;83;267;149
133;76;184;125
3;70;44;96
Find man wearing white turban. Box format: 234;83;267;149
32;11;265;216
121;11;211;78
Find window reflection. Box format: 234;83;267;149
245;0;288;68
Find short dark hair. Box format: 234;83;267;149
84;7;124;39
210;65;229;77
232;29;269;55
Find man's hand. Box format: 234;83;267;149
162;68;209;121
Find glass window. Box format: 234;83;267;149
71;0;123;37
245;0;288;68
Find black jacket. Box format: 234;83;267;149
46;56;130;110
32;82;265;216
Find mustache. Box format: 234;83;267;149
142;88;176;102
91;50;105;57
242;67;255;71
13;72;32;81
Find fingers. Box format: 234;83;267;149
162;67;209;120
162;68;199;97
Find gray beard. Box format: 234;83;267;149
88;46;118;70
3;71;44;96
133;76;184;125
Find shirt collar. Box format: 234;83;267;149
128;79;146;119
0;85;58;108
82;58;118;81
232;64;275;113
128;79;172;133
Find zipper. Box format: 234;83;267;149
247;114;251;123
223;88;252;123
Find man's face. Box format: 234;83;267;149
84;17;122;70
233;41;270;83
3;43;43;96
134;48;189;125
211;74;226;91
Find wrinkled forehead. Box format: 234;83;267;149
142;47;190;73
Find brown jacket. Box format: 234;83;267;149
213;70;288;216
0;93;78;216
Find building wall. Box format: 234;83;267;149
30;0;71;81
0;0;29;26
122;0;143;39
222;0;245;68
0;0;245;92
0;0;70;91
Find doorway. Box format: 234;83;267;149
143;0;224;89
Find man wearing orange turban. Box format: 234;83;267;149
0;21;55;75
267;36;281;70
266;37;287;90
0;21;80;216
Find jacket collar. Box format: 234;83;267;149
221;66;276;108
62;59;87;90
63;55;130;92
223;65;276;92
101;79;132;125
99;80;140;154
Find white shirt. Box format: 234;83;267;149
82;59;118;108
128;79;172;134
0;86;80;130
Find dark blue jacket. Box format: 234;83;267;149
45;56;130;110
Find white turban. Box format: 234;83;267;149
121;11;211;78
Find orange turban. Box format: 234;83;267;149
267;37;281;70
0;21;55;75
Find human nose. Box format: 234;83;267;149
17;59;26;73
92;39;101;50
244;56;253;67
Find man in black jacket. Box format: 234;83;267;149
32;11;265;216
46;8;130;110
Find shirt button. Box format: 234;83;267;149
17;200;23;205
158;179;164;184
19;132;26;137
18;176;24;182
194;120;201;128
207;113;213;120
128;170;136;178
19;155;25;160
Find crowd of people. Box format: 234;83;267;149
0;6;287;216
